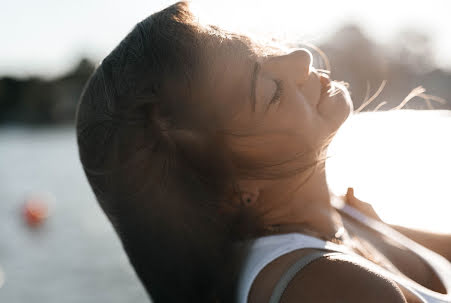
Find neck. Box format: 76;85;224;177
259;161;344;240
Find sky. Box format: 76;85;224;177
1;0;451;78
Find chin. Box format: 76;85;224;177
318;83;353;132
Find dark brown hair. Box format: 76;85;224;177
76;2;262;302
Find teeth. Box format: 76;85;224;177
319;73;331;94
320;76;331;95
319;72;330;79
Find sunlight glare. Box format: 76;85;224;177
327;110;451;233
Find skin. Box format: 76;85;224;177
208;47;451;257
206;48;353;239
202;46;450;302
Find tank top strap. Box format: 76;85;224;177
237;230;451;303
236;233;353;303
268;250;342;303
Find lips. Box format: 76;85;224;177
319;73;331;96
316;72;332;108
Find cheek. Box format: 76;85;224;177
277;93;323;142
228;133;316;171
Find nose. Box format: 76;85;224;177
285;49;313;84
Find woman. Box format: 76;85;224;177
76;2;451;302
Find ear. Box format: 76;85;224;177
234;179;261;207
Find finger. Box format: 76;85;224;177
346;187;354;198
345;187;357;205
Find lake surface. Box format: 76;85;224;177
1;110;450;302
0;127;149;303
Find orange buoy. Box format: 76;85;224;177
23;197;49;226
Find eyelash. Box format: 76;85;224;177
270;79;283;104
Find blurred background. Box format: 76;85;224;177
1;0;450;302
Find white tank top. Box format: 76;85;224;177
236;203;451;303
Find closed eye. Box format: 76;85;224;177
269;79;284;104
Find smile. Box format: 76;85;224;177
317;73;332;106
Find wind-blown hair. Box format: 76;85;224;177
76;2;261;302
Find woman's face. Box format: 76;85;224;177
201;47;353;167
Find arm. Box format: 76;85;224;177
249;248;410;303
389;224;451;262
345;187;451;262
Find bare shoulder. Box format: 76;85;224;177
248;248;407;303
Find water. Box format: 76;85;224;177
0;126;149;303
1;110;450;302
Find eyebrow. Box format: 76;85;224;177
250;61;260;112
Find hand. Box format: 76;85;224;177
343;187;383;222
